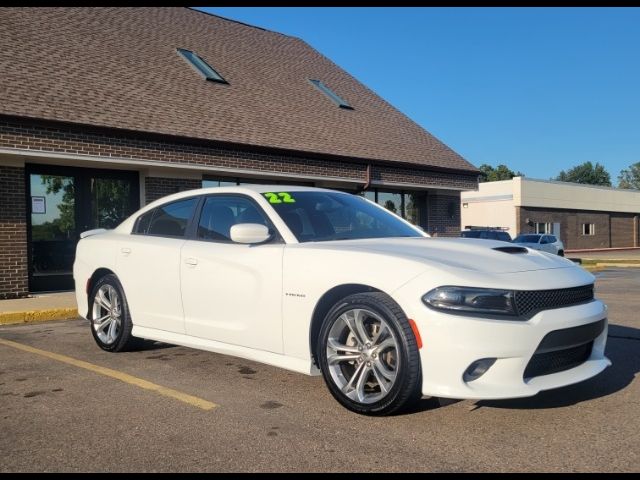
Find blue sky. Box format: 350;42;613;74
196;7;640;183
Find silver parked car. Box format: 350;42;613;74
512;233;565;256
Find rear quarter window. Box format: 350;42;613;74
134;197;198;238
133;209;154;235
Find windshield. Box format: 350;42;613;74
263;191;424;242
513;234;541;243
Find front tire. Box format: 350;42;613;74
317;292;422;416
558;250;565;257
89;274;142;352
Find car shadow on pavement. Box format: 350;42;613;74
472;323;640;410
135;340;176;352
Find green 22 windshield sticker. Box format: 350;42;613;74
263;192;296;204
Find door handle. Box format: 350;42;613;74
184;257;198;266
120;247;131;256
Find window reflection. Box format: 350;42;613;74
202;179;237;188
377;191;402;216
404;193;419;225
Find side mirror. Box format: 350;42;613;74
230;223;272;244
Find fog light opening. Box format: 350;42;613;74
463;358;497;383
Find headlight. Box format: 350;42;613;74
422;286;516;315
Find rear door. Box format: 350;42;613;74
116;196;199;334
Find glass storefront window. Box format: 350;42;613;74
203;179;237;188
203;178;313;188
377;191;402;216
360;189;423;227
403;193;420;225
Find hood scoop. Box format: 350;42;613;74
493;246;528;254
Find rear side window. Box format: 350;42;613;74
134;197;198;238
496;232;511;242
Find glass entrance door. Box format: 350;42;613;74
27;165;139;292
29;174;77;291
87;177;136;230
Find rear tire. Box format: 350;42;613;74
317;292;422;416
558;250;565;257
89;274;143;352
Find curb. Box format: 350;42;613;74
566;247;640;253
0;308;79;326
595;262;640;268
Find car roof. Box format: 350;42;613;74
189;184;336;195
212;184;335;193
151;184;340;205
114;185;351;233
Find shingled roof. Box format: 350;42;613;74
0;7;477;173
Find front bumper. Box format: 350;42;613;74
396;273;610;400
414;299;609;399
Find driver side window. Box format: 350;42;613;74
197;195;270;243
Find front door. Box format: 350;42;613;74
27;164;139;292
180;194;284;353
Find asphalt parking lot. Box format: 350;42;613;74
1;268;639;472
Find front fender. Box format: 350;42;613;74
281;246;428;361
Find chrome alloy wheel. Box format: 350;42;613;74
92;284;122;345
326;308;400;404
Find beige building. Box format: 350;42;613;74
461;177;640;250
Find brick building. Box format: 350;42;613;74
0;7;478;298
461;177;640;250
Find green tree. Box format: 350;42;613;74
383;200;397;214
554;161;611;186
40;175;75;236
478;164;524;182
618;162;640;189
90;179;132;228
40;176;132;232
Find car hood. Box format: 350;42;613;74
298;237;576;274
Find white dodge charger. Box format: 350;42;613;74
74;185;611;415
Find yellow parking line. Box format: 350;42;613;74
0;337;218;411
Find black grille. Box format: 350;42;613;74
514;284;594;317
523;319;605;379
524;342;593;379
